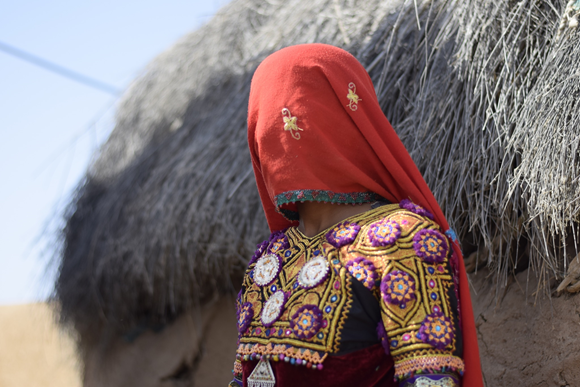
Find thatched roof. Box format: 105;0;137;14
55;0;580;342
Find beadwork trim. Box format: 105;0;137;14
297;256;330;289
394;355;465;379
273;190;381;221
237;342;329;365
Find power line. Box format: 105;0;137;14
0;40;121;95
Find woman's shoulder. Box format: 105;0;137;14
326;200;442;248
323;201;450;275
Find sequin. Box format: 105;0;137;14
254;254;282;286
325;221;360;248
290;305;323;339
297;256;330;289
419;313;454;350
413;229;449;263
261;290;287;327
368;219;401;247
345;257;378;290
381;270;416;305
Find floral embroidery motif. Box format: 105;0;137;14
413;229;449;263
325;221;361;248
238;302;254;334
282;108;303;140
419;313;454;350
368;219;401;247
261;290;288;327
346;82;361;111
254;254;283;286
297;256;330;289
346;257;378;290
381;270;416;306
400;199;434;220
268;230;289;255
290;305;323;339
237;204;463;378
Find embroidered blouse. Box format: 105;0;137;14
230;202;463;387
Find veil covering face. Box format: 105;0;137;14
247;43;482;386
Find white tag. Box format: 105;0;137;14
247;358;276;387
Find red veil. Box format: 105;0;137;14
247;43;482;386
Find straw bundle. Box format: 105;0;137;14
54;0;580;345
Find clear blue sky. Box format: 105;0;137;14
0;0;226;304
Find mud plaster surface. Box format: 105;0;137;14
470;268;580;386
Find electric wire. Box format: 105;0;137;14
0;40;121;95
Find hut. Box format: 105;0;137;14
54;0;580;385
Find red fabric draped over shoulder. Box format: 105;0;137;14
247;43;482;386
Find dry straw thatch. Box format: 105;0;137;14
55;0;580;344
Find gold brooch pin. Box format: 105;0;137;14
282;108;303;140
346;82;361;111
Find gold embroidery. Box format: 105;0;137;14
239;229;351;358
238;204;463;376
346;82;361;111
282;108;303;140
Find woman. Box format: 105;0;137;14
230;44;482;387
